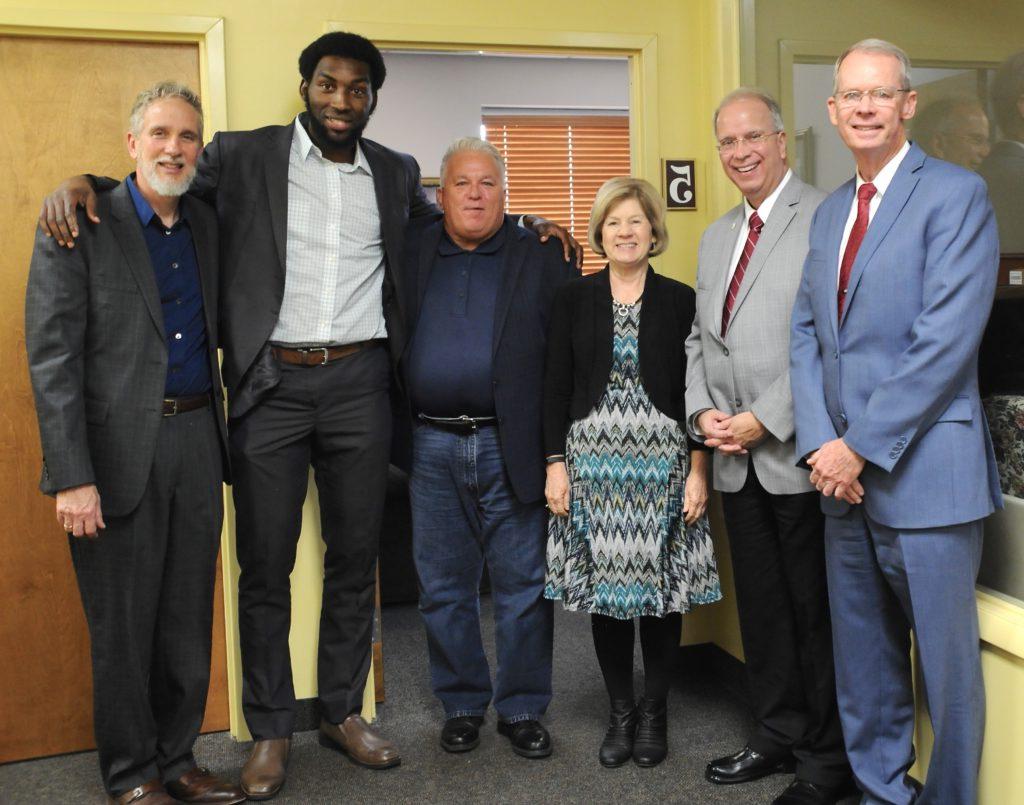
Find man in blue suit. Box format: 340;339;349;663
790;39;1002;805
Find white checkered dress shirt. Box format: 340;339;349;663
270;117;387;346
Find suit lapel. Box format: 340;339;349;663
492;218;527;357
184;199;218;342
264;124;293;274
364;140;408;327
840;145;924;327
414;221;445;330
108;184;165;341
827;180;856;341
710;205;745;344
729;180;802;325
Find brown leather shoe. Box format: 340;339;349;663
318;715;401;768
241;737;290;800
109;778;176;804
165;767;245;803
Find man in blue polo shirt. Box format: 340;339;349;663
25;83;240;805
401;138;576;758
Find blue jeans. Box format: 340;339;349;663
409;422;553;722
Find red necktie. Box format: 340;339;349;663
837;182;877;319
721;210;764;337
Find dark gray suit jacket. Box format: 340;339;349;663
25;182;228;517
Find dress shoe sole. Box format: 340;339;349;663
599;755;630;768
317;732;402;769
240;781;285;801
509;743;552;759
705;758;796;785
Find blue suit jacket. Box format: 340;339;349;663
398;215;577;503
790;143;1003;529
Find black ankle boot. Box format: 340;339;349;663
598;699;637;767
632;697;667;767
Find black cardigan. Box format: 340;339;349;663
543;265;707;457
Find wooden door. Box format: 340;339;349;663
0;34;228;762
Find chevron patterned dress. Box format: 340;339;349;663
544;301;721;619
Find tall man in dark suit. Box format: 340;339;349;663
25;83;241;805
39;32;577;798
791;39;1001;804
685;89;849;805
400;138;576;758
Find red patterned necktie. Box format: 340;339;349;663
837;182;877;319
720;210;764;337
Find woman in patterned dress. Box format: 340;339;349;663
543;177;721;768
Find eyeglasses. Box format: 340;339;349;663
715;131;781;153
834;87;909;108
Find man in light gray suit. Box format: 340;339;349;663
25;83;240;805
685;89;850;805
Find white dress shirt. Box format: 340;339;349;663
836;140;911;280
270;117;388;346
725;169;793;289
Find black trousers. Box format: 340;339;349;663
70;406;223;798
721;462;849;787
231;345;391;739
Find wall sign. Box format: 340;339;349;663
664;159;696;210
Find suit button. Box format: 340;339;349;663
834;351;839;360
723;347;730;356
839;413;847;424
734;399;742;407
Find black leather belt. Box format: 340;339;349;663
418;414;498;432
162;394;210;417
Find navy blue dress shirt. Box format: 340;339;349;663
406;226;506;417
126;174;211;396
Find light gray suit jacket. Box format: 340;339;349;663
25;182;228;517
685;174;825;494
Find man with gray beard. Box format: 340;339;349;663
24;82;240;805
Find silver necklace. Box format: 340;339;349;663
613;295;642;317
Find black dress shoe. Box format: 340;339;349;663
497;719;552;758
772;778;856;805
599;699;637;768
632;697;667;767
440;716;484;753
705;745;796;784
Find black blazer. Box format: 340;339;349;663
96;118;435;417
399;216;577;503
25;183;229;515
543;265;705;458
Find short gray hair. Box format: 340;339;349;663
834;39;912;94
713;87;785;136
129;81;204;139
440;137;506;187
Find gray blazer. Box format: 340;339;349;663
25;182;228;517
685;174;825;494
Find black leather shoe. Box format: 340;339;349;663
772;778;857;805
705;745;796;784
632;698;667;767
497;719;552;758
599;699;637;768
440;716;484;753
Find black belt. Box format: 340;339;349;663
162;394;210;417
418;414;498;432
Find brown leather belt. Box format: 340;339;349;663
162;394;210;417
272;340;381;367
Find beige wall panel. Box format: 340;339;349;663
0;33;228;762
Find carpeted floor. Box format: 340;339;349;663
0;601;858;804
